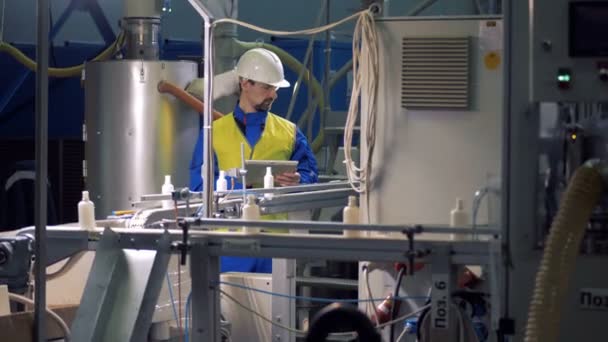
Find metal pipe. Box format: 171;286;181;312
502;0;514;323
140;181;354;201
306;52;315;142
217;181;352;195
187;0;215;219
260;188;353;204
192;218;501;236
34;0;50;339
323;0;332;146
184;4;216;340
202;21;214;220
240;143;247;202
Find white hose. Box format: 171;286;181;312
8;292;71;341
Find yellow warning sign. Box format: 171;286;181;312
484;52;501;70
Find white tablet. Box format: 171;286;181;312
243;160;297;185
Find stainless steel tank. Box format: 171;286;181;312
84;60;199;218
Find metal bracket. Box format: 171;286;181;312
272;259;296;342
190;241;221;341
178;218;190;265
70;227;172;342
429;245;455;342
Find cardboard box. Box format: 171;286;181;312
0;305;78;341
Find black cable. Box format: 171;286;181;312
390;267;406;341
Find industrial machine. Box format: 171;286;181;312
506;0;608;341
83;0;199;218
360;14;503;342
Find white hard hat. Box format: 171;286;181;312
236;48;290;88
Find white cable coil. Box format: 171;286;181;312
344;11;379;194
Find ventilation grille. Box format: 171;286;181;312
401;37;470;109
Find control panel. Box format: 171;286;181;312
532;0;608;102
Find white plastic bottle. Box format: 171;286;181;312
343;196;361;238
242;194;261;234
263;167;274;199
161;175;174;209
78;191;96;230
216;170;228;192
450;198;469;241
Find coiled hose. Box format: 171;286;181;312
0;32;125;78
524;162;605;342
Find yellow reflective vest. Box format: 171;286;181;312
213;112;296;230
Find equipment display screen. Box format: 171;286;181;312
569;2;608;57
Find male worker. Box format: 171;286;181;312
188;48;319;273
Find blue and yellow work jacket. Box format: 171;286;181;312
189;103;318;273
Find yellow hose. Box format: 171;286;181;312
524;162;604;342
233;40;327;152
0;32;124;78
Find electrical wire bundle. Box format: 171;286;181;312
343;10;379;194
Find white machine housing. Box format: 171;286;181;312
359;15;503;339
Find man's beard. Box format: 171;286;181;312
254;98;274;112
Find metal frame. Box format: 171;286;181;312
24;223;499;342
19;226;496;264
51;0;115;45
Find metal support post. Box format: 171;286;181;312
272;259;297;342
186;0;215;219
323;0;331;150
34;0;50;339
190;242;221;341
